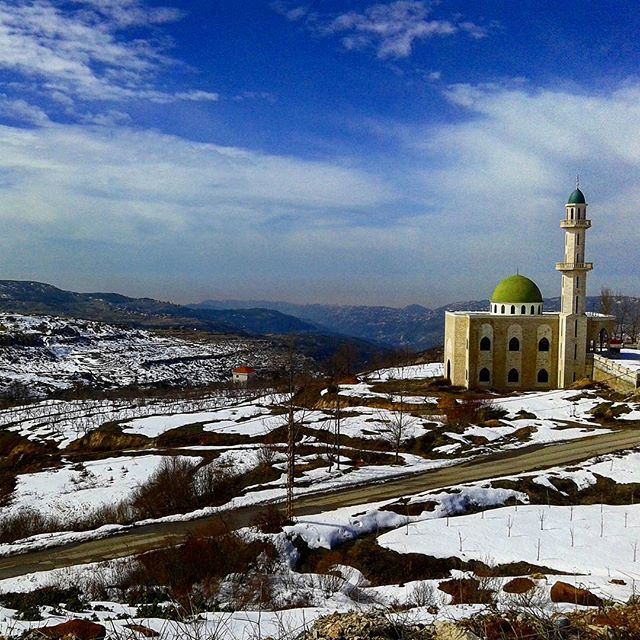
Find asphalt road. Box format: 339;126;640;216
2;426;640;580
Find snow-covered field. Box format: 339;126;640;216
364;362;444;382
1;358;640;638
380;503;640;575
0;313;285;397
4;455;201;521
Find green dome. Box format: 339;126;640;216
491;275;543;304
567;188;586;204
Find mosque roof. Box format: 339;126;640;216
567;188;586;204
490;274;543;304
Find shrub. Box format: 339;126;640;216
444;396;501;426
130;457;198;519
129;532;278;603
252;505;287;533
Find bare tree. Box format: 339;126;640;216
600;287;614;315
377;373;417;465
282;339;310;521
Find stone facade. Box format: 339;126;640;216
443;187;616;391
445;312;560;392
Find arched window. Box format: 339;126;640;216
538;305;542;314
479;368;490;382
508;337;520;351
530;305;535;314
480;336;491;351
538;337;550;352
510;305;516;314
508;368;519;383
570;209;574;220
521;305;526;314
501;305;505;314
537;369;549;383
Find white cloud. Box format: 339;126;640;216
0;0;216;112
0;121;393;237
400;81;640;300
0;120;401;302
273;1;488;59
0;96;50;125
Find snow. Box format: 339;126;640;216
520;449;640;493
286;485;527;550
614;349;640;372
121;402;273;438
2;455;201;520
0;390;265;447
365;362;444;382
379;504;640;577
337;382;436;405
0;313;286;397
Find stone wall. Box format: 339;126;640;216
592;354;640;392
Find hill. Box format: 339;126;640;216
0;313;288;399
0;281;319;336
193;295;626;350
0;281;389;372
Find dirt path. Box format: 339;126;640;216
2;427;640;580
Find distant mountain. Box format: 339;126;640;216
193;295;619;350
0;281;388;370
0;281;319;336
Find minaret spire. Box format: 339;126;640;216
555;184;592;386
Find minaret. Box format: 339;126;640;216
555;181;593;387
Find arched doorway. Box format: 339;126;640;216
446;360;451;380
599;328;609;352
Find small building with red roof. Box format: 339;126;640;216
232;366;257;384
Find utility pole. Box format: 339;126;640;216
286;339;296;521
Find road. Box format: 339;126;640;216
1;426;640;580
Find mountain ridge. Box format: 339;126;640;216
192;295;622;350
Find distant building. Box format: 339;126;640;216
444;186;616;391
232;366;257;384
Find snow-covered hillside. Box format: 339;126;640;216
0;313;284;397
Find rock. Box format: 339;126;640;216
35;620;106;640
550;581;603;607
438;578;493;605
124;625;159;638
479;419;502;428
502;577;535;594
433;622;480;640
610;578;626;586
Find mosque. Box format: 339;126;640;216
444;186;616;391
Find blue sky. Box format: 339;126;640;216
0;1;638;307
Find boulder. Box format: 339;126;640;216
550;581;603;607
438;578;493;605
35;620;106;640
502;577;536;594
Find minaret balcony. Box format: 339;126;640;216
555;261;593;272
560;219;591;229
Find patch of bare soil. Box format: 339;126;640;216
294;536;559;587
